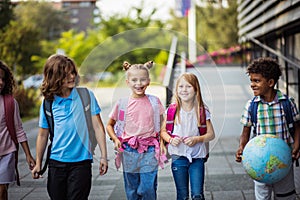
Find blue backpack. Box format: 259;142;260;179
249;96;294;137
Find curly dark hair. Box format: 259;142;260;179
0;60;15;95
247;57;282;83
41;54;79;100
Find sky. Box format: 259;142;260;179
97;0;176;21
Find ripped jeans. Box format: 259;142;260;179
171;155;205;200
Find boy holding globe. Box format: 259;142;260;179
235;57;300;200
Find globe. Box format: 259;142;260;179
242;134;292;184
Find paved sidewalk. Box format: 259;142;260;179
8;67;300;199
8;131;300;200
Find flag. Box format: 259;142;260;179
175;0;191;17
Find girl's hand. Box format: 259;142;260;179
182;136;197;147
113;138;122;152
170;136;182;146
26;156;36;170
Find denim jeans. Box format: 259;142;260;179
171;155;205;200
122;144;158;200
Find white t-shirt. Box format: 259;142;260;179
168;107;211;162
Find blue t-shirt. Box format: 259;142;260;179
39;88;101;162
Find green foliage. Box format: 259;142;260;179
14;87;41;119
14;1;70;40
197;1;238;52
169;1;239;53
0;1;71;78
0;0;13;30
79;28;172;79
0;21;40;76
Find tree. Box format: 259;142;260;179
0;1;72;76
0;21;40;75
0;0;13;30
14;1;70;40
169;0;239;53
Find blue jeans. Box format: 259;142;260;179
122;144;158;200
171;155;205;200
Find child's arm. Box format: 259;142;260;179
160;115;182;147
20;141;35;170
235;126;251;162
92;114;108;176
292;121;300;161
31;128;49;179
106;118;122;151
183;119;215;146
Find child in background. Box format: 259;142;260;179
235;57;300;200
160;73;215;200
31;54;108;200
0;60;35;200
106;61;165;200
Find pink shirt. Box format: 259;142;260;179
0;96;27;156
109;95;165;140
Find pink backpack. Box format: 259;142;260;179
166;103;207;135
165;103;209;161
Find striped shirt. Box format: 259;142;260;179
241;90;300;144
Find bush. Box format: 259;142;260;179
14;87;41;120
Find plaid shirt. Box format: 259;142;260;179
241;90;300;144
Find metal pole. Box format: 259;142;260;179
188;0;197;63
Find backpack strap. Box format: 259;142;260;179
76;87;97;154
4;95;17;143
199;106;207;135
249;97;258;137
280;95;294;138
166;103;207;135
3;95;20;186
166;103;177;134
39;99;53;175
146;94;161;135
114;97;129;138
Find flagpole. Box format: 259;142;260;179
188;0;197;63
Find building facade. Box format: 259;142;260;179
52;0;99;32
237;0;300;106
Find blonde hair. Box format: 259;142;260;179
122;61;154;78
172;73;205;126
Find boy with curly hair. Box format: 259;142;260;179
235;57;300;199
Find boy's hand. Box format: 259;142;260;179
292;148;300;161
99;158;108;176
31;165;42;179
235;148;243;162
